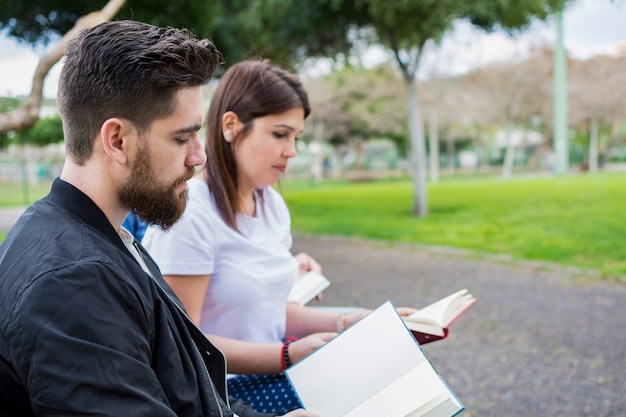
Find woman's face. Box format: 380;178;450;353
234;107;305;192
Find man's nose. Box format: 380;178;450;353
188;136;207;167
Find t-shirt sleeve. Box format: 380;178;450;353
143;191;215;276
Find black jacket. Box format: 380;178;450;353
0;178;274;417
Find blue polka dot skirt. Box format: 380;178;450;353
227;373;302;414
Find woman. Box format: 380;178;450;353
143;60;413;414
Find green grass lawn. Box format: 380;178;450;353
0;180;53;208
282;172;626;279
0;180;53;241
2;173;625;278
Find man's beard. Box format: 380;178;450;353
119;144;195;231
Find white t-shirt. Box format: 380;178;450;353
142;178;298;344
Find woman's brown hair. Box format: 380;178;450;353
204;59;310;231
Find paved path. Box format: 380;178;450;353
2;208;625;416
0;207;25;233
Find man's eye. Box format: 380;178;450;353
175;138;190;144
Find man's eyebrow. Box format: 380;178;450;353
172;124;203;135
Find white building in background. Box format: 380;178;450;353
493;129;544;149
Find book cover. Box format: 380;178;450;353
285;301;465;417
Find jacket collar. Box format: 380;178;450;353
46;177;131;257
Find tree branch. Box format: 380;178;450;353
0;0;126;134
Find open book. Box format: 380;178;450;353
403;288;476;345
287;271;331;305
285;301;464;417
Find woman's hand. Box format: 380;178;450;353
293;252;324;301
288;332;336;365
395;306;419;317
344;309;371;328
342;307;417;329
294;252;322;276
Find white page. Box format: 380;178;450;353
286;301;431;417
342;362;455;417
288;271;331;305
405;289;470;327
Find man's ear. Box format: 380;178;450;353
100;118;134;165
221;111;244;142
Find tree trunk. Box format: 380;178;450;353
311;117;325;182
405;76;428;216
501;125;516;179
447;135;455;175
428;109;439;183
480;133;491;173
0;0;126;134
588;116;598;173
502;97;521;179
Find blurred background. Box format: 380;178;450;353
1;0;625;276
1;0;625;188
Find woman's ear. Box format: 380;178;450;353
221;111;243;142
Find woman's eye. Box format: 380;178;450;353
273;132;287;139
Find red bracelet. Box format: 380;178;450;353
281;336;298;371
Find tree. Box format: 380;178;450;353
569;54;626;172
306;65;406;141
15;115;64;147
0;97;21;149
0;0;127;133
337;0;570;215
0;0;367;133
206;0;370;68
0;0;233;134
2;0;574;203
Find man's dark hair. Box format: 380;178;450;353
58;20;221;165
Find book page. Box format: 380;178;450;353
286;301;462;417
343;362;458;417
405;289;472;328
287;271;331;305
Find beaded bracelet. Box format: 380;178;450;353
281;336;298;371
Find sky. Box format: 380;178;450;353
0;0;625;98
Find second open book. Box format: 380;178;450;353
403;288;476;345
285;301;465;417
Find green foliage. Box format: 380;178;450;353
310;64;407;144
356;0;572;74
0;0;367;69
0;97;21;113
0;179;53;207
463;0;562;31
366;0;457;53
283;172;626;278
208;0;370;67
0;97;21;149
15;116;63;146
0;0;220;46
0;0;572;73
